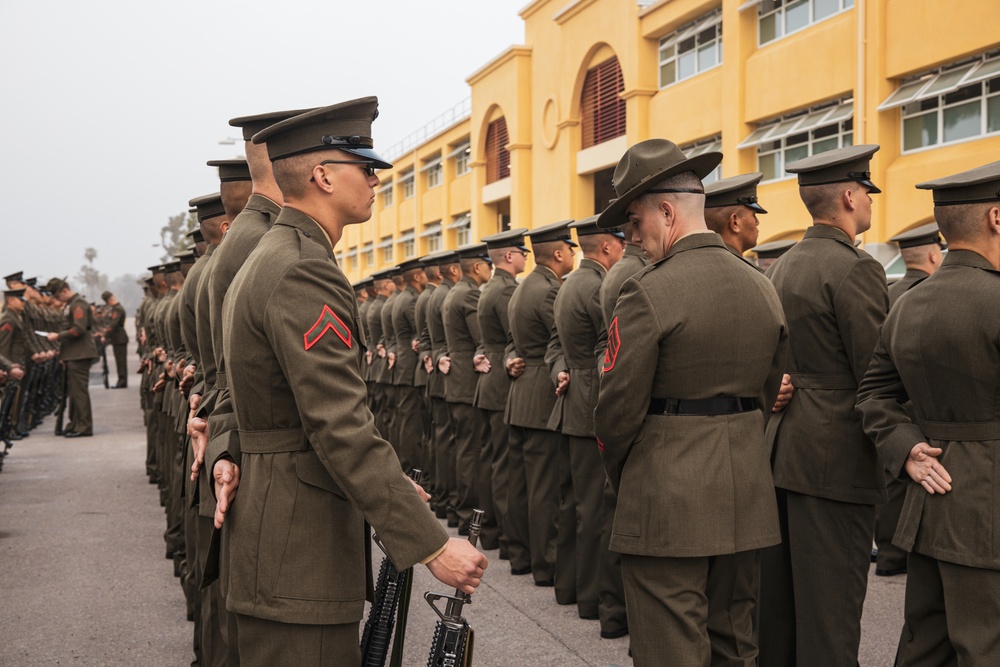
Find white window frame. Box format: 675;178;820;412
424;161;442;189
399;231;416;259
362;243;374;267
748;0;854;47
448;213;472;247
658;9;722;89
378;180;393;207
400;170;415;199
420;222;443;253
378;236;394;263
681;136;723;184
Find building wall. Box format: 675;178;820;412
339;0;1000;282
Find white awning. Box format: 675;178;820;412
684;137;722;157
345;248;359;258
879;58;1000;111
447;213;471;230
376;238;394;249
446;142;470;159
738;99;853;149
398;170;414;183
376;181;393;194
661;9;721;48
362;243;373;252
397;231;415;243
738;0;762;11
419;157;442;173
419;223;442;238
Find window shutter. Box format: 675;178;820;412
486;117;511;184
581;57;626;149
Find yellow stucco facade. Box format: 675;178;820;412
339;0;1000;282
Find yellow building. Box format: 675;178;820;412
339;0;1000;282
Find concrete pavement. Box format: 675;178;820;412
0;362;907;666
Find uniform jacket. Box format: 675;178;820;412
506;264;564;430
548;258;606;437
473;268;517;412
106;303;128;345
0;310;28;365
377;292;397;385
858;250;1000;570
594;232;787;557
441;275;481;405
600;244;648;330
765;224;889;505
223;206;448;625
391;285;419;387
888;267;930;307
56;293;98;361
412;283;436;388
366;295;387;385
358;298;372;383
424;278;454;400
195;246;220;393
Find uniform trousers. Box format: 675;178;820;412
430;396;457;522
145;402;159;480
875;476;908;572
598;479;628;634
392;384;424;473
112;343;128;385
509;425;561;583
505;423;533;572
63;358;93;434
447;401;488;532
568;436;606;618
183;465;202;661
758;489;875;667
555;436;576;605
896;551;1000;666
623;550;757;667
379;383;397;449
198;513;226;667
235;614;360;667
486;410;510;555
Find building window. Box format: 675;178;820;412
380;236;394;263
659;9;722;88
681;136;723;184
739;99;853;182
423;156;442;189
400;170;415;199
448;213;472;247
879;53;1000;153
363;243;374;267
380;181;393;207
753;0;854;46
486;118;510;184
349;254;358;270
457;224;470;247
452;142;471;176
581;57;626;149
427;231;442;252
402;237;416;258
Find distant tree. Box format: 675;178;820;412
159;211;197;262
76;247;108;301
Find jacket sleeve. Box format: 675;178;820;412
266;260;448;570
56;299;88;342
836;257;889;383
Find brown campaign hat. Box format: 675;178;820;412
251;97;392;169
570;215;625;239
597;139;722;229
481;227;529;252
704;172;768;214
46;276;68;293
890;222;942;249
786;144;881;193
527;220;578;246
188;193;226;222
751;239;796;260
230;108;317;142
915;160;1000;206
206;159;251;183
101;290;113;301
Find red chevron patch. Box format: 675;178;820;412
602;317;620;373
304;304;352;351
0;323;11;334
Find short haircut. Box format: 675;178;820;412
532;240;561;264
935;202;994;244
634;171;704;215
271;152;317;199
704;205;739;234
220;180;253;222
579;233;611;256
423;265;441;280
799;182;850;220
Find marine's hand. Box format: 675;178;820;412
46;332;58;342
189;417;208;481
10;365;24;381
423;355;434;374
408;476;431;502
473;354;491;373
506;357;525;378
772;374;794;412
387;351;396;369
426;538;488;595
906;442;952;494
411;338;419;353
437;355;451;375
377;343;386;359
213;459;241;529
555;371;570;396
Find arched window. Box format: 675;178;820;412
486;117;510;183
581;57;626;149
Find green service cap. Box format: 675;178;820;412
528;220;578;246
251;96;391;169
3;288;26;299
786;144;881;193
456;243;491;262
229;108;317;142
396;258;426;273
915;160;1000;207
420;250;460;267
188;193;225;222
206;159;251;183
704;172;768;214
569;215;625;239
751;239;796;259
163;261;182;274
481;227;529;251
3;271;23;284
890;222;942;249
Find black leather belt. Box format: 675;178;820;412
647;397;758;416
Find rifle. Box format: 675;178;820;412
361;469;422;667
54;363;68;436
16;360;38;434
0;377;21;470
424;508;484;667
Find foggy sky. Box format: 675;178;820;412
0;0;525;283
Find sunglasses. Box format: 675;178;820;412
318;160;377;177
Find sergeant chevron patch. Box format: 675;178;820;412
602;317;620;373
304;304;352;350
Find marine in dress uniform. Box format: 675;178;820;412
857;161;1000;665
757;145;889;667
703;172;768;259
100;291;129;388
506;220;576;587
548;216;624;624
413;258;443;507
440;243;495;540
0;289;30;438
389;257;427;474
594;139;788;666
366;268;395;447
219;98;486;666
475;228;530;562
874;222;944;579
47;278;98;437
751;239;795;272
